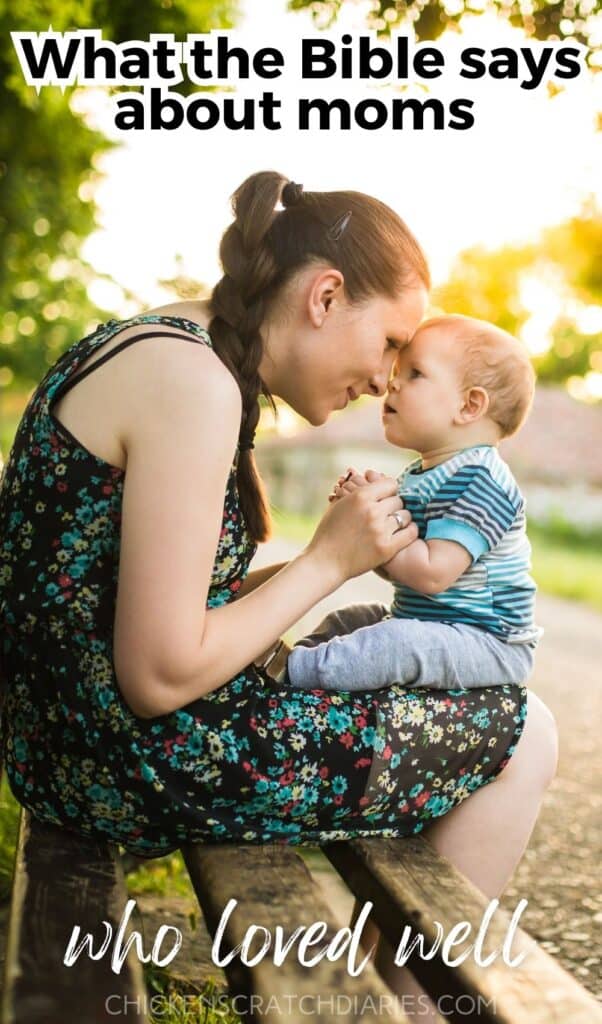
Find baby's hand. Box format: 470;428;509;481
327;466;367;503
328;467;401;503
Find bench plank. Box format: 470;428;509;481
1;810;148;1024
324;835;602;1024
182;843;409;1023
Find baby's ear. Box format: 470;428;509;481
456;386;489;424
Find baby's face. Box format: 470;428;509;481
382;324;465;453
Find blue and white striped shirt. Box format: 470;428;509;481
391;445;541;644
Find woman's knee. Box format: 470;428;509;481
503;689;559;791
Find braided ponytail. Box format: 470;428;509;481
208;170;430;544
208;172;285;542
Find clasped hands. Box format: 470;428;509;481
329;466;408;525
255;466;417;675
327;466;415;574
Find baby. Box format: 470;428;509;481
276;314;542;692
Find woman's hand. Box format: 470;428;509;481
307;475;417;583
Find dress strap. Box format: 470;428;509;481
56;325;210;402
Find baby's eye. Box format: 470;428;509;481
410;367;422;379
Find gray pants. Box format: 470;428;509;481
287;603;534;692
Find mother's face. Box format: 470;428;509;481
288;282;428;426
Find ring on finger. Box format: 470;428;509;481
390;510;406;529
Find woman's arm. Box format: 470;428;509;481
236;562;288;597
113;342;416;719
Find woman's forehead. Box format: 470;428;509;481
376;289;426;341
402;324;457;361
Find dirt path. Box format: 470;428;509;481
254;540;602;1000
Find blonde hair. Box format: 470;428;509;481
422;314;536;438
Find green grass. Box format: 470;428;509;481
271;506;316;544
126;854;242;1022
529;526;602;612
125;850;197;900
144;967;240;1024
0;775;21;904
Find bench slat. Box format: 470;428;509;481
182;843;409;1023
1;810;148;1024
324;835;602;1024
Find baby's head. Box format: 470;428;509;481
382;314;535;456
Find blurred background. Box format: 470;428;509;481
1;0;601;1017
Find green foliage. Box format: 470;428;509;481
1;12;108;389
0;774;21;904
542;201;602;303
0;0;239;393
535;318;601;384
126;849;196;900
529;514;602;553
432;203;602;388
432;242;537;335
288;0;600;52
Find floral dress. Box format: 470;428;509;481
0;315;528;857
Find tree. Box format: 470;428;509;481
288;0;600;52
0;0;239;393
531;205;602;386
432;202;602;390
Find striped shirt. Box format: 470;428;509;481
391;445;541;644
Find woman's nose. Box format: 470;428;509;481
367;365;392;397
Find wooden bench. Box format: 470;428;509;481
2;804;602;1024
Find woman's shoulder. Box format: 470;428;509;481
140;299;213;336
118;302;242;447
120;299;229;384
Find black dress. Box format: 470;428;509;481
0;314;528;857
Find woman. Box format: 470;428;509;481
0;171;556;1003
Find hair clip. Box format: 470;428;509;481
238;435;255;452
328;210;352;242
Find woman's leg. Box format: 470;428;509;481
354;689;558;1020
420;689;558;895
